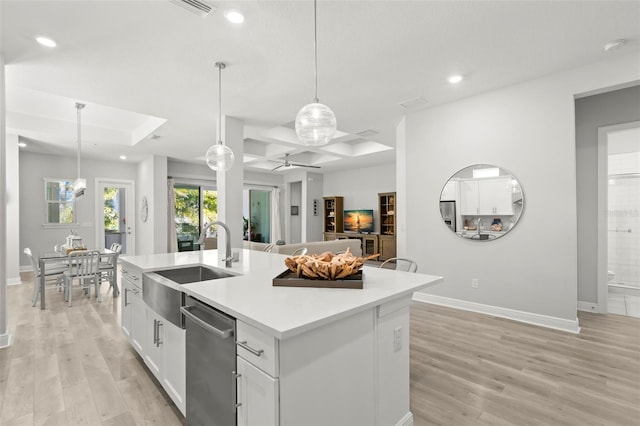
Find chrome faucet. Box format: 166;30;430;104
198;221;233;267
477;218;483;236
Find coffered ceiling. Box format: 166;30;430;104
2;0;639;174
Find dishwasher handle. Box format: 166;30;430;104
181;306;234;339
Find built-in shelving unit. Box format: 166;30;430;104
323;196;343;238
378;192;396;260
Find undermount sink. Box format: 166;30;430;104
153;265;236;284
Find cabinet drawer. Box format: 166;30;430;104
121;265;142;290
236;321;278;377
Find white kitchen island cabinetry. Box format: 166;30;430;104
120;249;443;425
121;266;145;355
144;307;186;415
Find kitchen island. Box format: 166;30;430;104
120;249;443;426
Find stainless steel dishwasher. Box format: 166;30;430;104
180;295;236;426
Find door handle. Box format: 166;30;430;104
236;340;264;357
153;319;158;345
124;288;129;307
156;321;163;347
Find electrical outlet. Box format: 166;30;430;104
471;278;479;289
394;326;402;352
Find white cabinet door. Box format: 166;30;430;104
478;178;514;215
121;280;133;340
477;180;495;215
130;286;145;355
162;321;186;416
236;357;278;426
460;180;479;215
145;309;163;380
491;178;514;215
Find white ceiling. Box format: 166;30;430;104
2;0;639;174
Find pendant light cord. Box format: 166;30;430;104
75;103;85;179
313;0;319;103
215;62;226;145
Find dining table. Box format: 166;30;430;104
38;247;118;310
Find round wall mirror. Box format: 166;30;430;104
439;164;524;241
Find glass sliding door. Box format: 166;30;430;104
173;184;218;251
174;185;200;251
243;189;271;243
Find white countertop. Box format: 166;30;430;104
120;249;443;340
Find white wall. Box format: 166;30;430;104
402;53;639;329
18;151;137;268
289;181;302;243
323;163;395;234
5;134;19;284
136;155;168;255
575;86;640;304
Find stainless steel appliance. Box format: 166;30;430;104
181;296;236;426
439;201;456;232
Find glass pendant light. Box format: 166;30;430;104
295;0;336;146
72;102;87;198
205;62;235;171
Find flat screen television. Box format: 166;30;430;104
343;209;374;233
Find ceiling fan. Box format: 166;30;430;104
271;153;321;171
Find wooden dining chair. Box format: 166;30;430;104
63;250;101;306
379;257;418;273
24;248;67;307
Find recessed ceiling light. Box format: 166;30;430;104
603;39;626;52
35;36;57;47
448;74;463;84
120;155;127;160
224;9;244;23
18;142;27;148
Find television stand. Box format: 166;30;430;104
324;232;379;257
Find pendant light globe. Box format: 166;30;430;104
205;143;235;171
205;61;235;172
295;102;336;146
295;0;337;146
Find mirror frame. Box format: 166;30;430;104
439;164;525;241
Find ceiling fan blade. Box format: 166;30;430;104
290;162;321;169
271;164;285;171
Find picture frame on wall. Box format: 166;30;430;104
291;205;299;216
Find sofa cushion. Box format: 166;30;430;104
271;239;362;257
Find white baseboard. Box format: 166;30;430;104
396;412;413;426
577;301;599;313
0;333;13;349
7;276;22;286
413;293;581;334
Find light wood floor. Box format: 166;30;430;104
1;273;639;425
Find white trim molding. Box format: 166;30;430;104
0;333;13;349
7;276;21;286
396;412;413;426
577;301;599;313
413;293;581;334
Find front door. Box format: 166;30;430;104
96;179;135;255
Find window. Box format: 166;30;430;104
44;178;75;225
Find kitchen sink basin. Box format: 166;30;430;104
153;265;236;284
143;265;238;328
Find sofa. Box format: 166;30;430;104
242;239;362;257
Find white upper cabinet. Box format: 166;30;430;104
461;177;513;216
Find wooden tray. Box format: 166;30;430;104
273;270;363;289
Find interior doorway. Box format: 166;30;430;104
598;122;640;317
95;179;135;255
